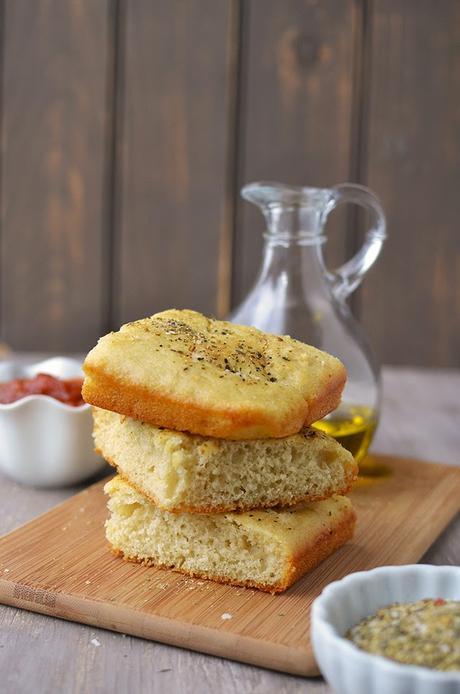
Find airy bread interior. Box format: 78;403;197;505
105;476;356;593
94;408;358;513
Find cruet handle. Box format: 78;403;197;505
325;184;387;301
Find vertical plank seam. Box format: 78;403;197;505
347;0;373;319
217;0;243;318
104;0;125;333
229;0;249;311
0;0;6;341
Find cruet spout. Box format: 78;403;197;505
241;180;386;300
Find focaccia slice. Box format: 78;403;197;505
83;309;345;439
94;407;357;513
104;476;356;594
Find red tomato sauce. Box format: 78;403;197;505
0;373;84;406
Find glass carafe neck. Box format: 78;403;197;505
258;232;328;299
242;180;387;302
243;181;333;245
243;182;332;294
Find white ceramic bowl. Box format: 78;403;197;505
0;357;105;487
311;564;460;694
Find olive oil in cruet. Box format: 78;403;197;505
229;181;387;473
312;405;376;463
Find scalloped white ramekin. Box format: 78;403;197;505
0;357;105;487
311;564;460;694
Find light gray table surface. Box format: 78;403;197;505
0;365;459;694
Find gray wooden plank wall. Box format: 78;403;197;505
0;0;458;367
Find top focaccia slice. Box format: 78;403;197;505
82;309;346;439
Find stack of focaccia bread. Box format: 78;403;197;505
82;309;357;593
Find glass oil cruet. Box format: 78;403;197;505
230;181;387;472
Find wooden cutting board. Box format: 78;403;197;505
0;455;458;676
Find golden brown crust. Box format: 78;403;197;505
84;365;345;440
84;366;282;438
101;454;356;515
107;508;356;594
275;506;357;591
301;372;347;426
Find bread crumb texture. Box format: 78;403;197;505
94;408;357;513
83;309;346;439
104;476;356;593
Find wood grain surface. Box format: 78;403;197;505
0;1;458;365
0;455;459;679
1;0;114;351
115;0;238;324
232;0;360;306
0;365;458;693
359;0;460;367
